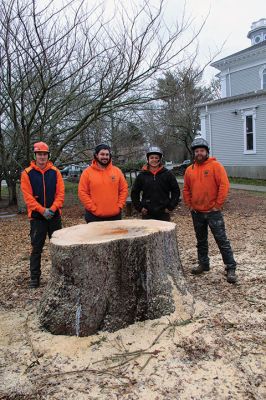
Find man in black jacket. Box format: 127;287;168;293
131;147;180;221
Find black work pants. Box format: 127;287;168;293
142;212;170;222
30;217;62;279
191;210;236;270
85;210;122;223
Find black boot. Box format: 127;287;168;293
226;269;237;284
29;278;40;288
191;265;210;275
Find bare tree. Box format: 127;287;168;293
151;67;215;160
0;0;205;203
209;77;221;100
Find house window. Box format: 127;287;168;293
243;113;256;154
246;116;253;150
200;115;206;139
259;66;266;89
263;69;266;90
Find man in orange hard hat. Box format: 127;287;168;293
21;142;65;288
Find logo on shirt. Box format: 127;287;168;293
111;175;116;181
204;170;209;176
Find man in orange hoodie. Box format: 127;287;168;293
78;143;128;223
183;138;237;284
21;142;65;288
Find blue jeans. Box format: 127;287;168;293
191;210;236;270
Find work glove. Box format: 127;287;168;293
43;208;55;220
48;209;55;218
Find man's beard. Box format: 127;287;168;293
96;158;111;166
195;154;208;164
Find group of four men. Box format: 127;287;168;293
21;139;237;289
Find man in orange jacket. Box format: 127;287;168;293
183;138;237;284
21;142;65;288
78;143;128;223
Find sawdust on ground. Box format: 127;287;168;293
0;190;265;400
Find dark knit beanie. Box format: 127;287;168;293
94;143;111;155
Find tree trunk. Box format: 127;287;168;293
7;180;17;205
38;219;193;337
16;181;26;213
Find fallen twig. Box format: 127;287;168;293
23;313;40;372
31;318;194;387
139;354;154;372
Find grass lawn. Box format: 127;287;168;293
229;177;266;186
64;180;78;193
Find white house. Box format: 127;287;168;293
198;19;266;179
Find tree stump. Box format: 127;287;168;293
38;219;192;336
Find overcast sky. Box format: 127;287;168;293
98;0;265;82
159;0;266;82
52;0;265;83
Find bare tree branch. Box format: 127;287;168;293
0;0;212;203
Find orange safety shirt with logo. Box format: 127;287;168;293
183;157;230;212
78;160;128;217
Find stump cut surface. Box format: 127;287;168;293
51;219;176;245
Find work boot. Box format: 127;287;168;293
191;264;210;275
29;278;40;289
226;269;237;284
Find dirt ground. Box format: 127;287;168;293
0;190;265;400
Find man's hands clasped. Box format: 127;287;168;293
43;208;55;220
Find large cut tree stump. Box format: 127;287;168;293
38;219;192;336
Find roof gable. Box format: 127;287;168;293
211;42;266;71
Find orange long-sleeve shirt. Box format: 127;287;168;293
183;157;230;212
21;161;65;219
78;160;128;217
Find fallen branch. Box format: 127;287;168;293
23;313;40;372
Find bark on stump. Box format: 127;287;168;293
38;219;192;336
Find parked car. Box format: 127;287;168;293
60;164;86;178
165;161;174;170
173;159;191;176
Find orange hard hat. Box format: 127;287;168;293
33;142;49;153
